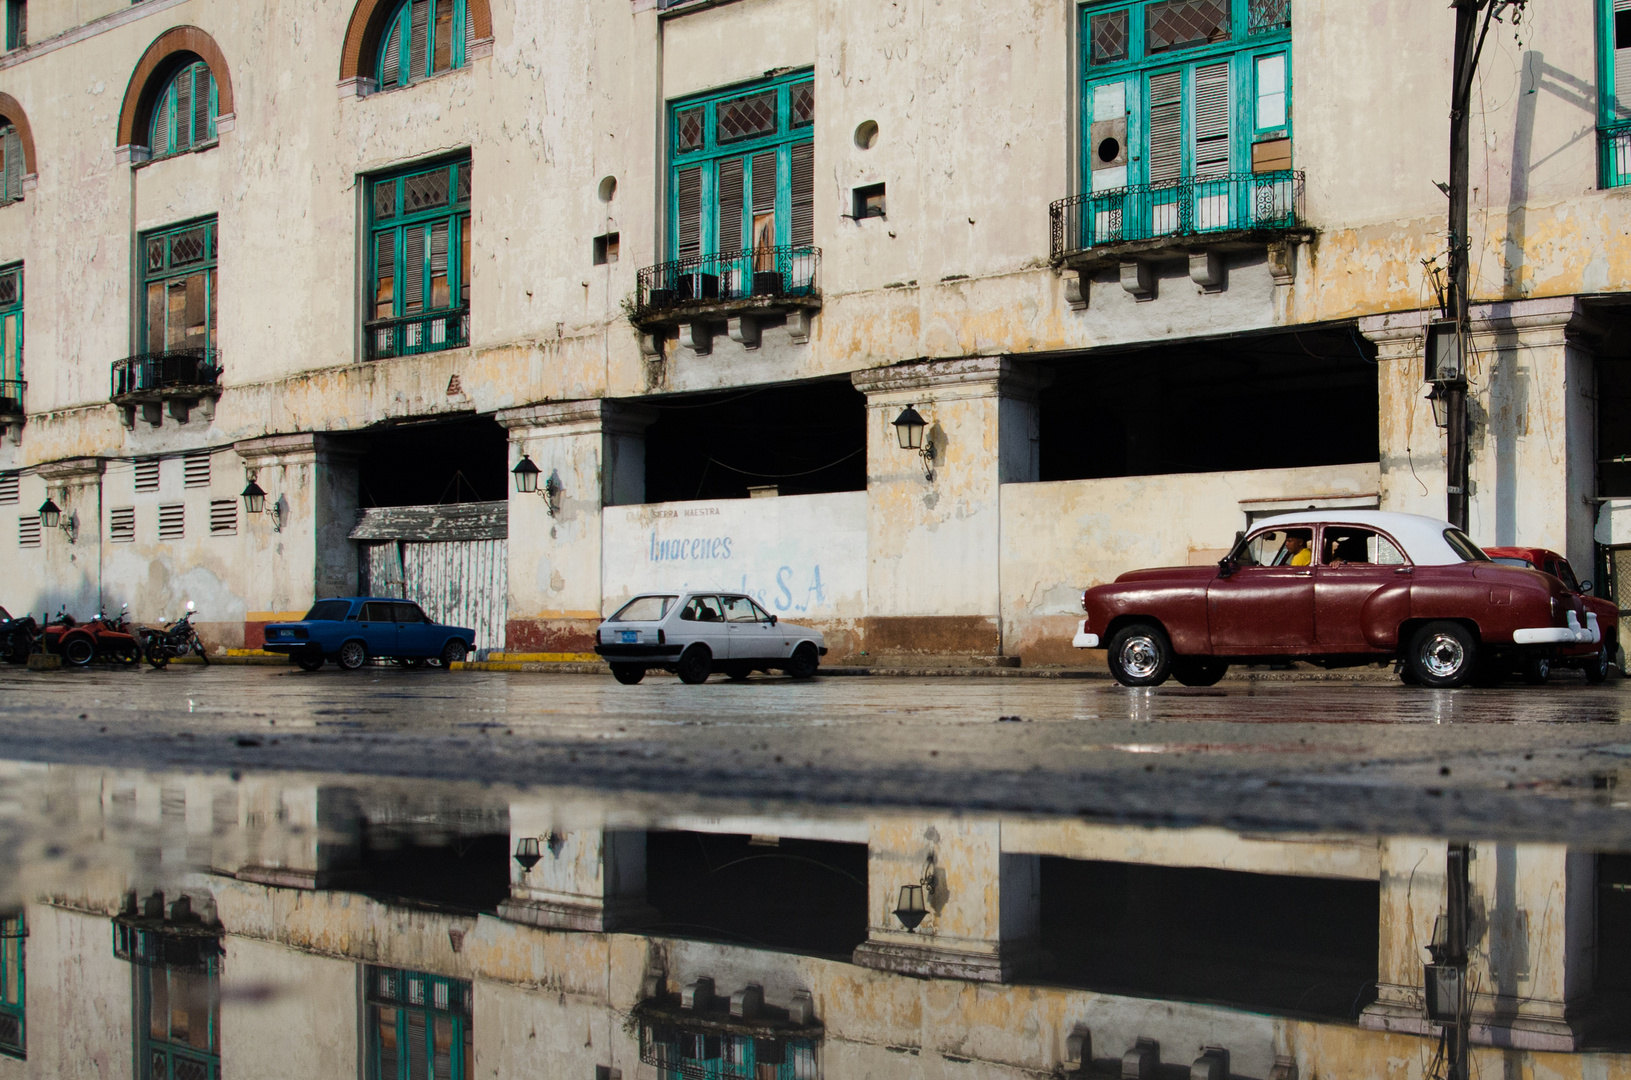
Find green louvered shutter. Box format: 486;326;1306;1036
1147;69;1182;184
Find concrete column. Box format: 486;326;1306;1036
1360;297;1599;566
496;401;655;654
234;434;360;645
232;783;361;890
34;456;104;615
497;801;654;932
852;817;1039;982
850;358;1044;662
1361;838;1595;1050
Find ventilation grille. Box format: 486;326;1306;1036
0;471;16;504
209;499;237;535
110;506;135;543
18;512;38;547
183;451;210;488
134;458;160;492
158;503;184;540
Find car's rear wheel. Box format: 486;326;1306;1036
723;661;754;681
337;640;368;671
1171;657;1228;687
436;640;467;671
1407;621;1478;688
1521;653;1551;686
1106;622;1173;687
1585;640;1611;684
295;652;325;672
676;646;712;685
786;643;819;680
611;663;645;685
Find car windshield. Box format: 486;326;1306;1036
1490;556;1532;569
304;600;352;621
1550;559;1583;593
609;595;676;622
1442;529;1490;562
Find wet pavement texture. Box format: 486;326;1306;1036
3;664;1631;845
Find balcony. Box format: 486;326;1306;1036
367;307;469;361
1602;121;1631;189
0;378;19;444
110;348;221;427
634;246;820;356
1049;171;1310;301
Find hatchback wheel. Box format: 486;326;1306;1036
1407;621;1477;688
1106;622;1172;687
1171;657;1228;687
337;640;368;671
611;664;645;685
785;644;819;680
676;646;712;685
723;662;754;681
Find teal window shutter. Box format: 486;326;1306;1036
366;157;471;359
149;61;216;157
0;265;22;388
138;218;217;356
376;0;469;89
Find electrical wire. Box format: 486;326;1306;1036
702;447;864;480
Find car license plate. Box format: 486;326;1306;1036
620;631;638;644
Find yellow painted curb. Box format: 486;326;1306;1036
484;652;600;663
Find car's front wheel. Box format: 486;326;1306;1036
1584;640;1611;684
1521;653;1550;686
611;663;645;685
786;644;820;680
1406;621;1478;688
436;640;467;671
676;646;712;685
723;661;754;681
1106;622;1173;687
1171;657;1228;687
295;652;325;672
337;640;368;671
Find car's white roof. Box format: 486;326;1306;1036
1249;510;1476;566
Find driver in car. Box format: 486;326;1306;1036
1282;533;1312;566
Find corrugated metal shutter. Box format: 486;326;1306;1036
1147;69;1182;184
361;541;406;597
401;539;507;651
676;166;702;258
790;142;814;247
1192;62;1230;177
718;157;744;254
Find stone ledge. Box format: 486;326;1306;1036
853;938;1035;983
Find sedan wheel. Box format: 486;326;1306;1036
1521;653;1550;686
786;644;819;680
62;636;96;668
1171;657;1228;687
436;640;467;671
611;664;645;685
1585;641;1611;684
295;652;325;672
337;640;368;671
676;646;712;685
1106;622;1172;687
1407;621;1477;688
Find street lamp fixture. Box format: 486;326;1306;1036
37;497;59;530
892;405;935;481
892;853;937;932
512;830;567;873
512;454;540;494
241;474;284;532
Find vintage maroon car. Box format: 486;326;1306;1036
1483;545;1618;682
1074;511;1601;689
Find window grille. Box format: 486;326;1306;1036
365;966;473;1080
141;219;217;358
0;471;15;504
158;503;184;540
17;512;37;547
208;499;235;535
149;60;217;157
367;158;470;360
135;458;161;492
110;506;135;543
376;0;472;90
183;451;210;488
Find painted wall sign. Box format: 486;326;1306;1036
603;492;866;618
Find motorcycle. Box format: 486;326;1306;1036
38;605;142;667
139;602;209;669
0;606;37;664
85;605;142;666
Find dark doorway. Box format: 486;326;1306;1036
1038;857;1379;1019
639;380;866;503
347;414;509;508
1599;360;1631;499
355;825;511;914
644;831;868;958
1038;326;1379;481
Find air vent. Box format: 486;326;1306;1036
158;503;184;540
0;470;16;504
134;458;160;492
183;451;211;488
110;506;135;543
18;512;38;547
209;499;236;535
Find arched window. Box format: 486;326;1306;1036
376;0;473;89
150;60;216;158
0;125;23;204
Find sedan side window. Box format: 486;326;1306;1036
393;602;426;623
680;596;724;622
360;602;391;621
1239;528;1313;567
1321;528;1406;566
722;596;760;622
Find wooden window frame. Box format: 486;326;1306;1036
149;61;218;159
139;218;217;357
136;950;220;1080
375;0;471;91
0;264;20;390
364;965;473;1080
365;155;471;360
0;912;22;1061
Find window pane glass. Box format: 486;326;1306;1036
791;81;814;126
717;91;776;143
1090;9;1128;64
405;168;451;211
675;107;704;152
147;282;166;351
1255;53;1286;129
1146;0;1230;53
433;0;453;72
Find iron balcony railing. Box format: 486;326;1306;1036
109;349;221;401
1050;170;1305;260
1602;120;1631;189
367;307;469;361
0;377;20;413
636;245;820;320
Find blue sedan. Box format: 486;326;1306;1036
262;597;474;672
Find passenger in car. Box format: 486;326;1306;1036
1283;533;1312;566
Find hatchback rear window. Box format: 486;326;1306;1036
609;595;676;622
304;600;352;621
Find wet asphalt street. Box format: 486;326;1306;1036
5;664;1631;845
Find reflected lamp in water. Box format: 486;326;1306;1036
893;883;928;932
513;831;567;872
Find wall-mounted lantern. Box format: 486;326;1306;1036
1425;383;1449;430
892;853;937;932
892;405;935;481
241;472;284;532
512;454;540;494
37;496;59;530
38;494;76;543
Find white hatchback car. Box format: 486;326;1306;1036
594;592;828;684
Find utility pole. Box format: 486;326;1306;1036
1444;841;1472;1080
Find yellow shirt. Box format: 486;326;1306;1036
1289;548;1311;566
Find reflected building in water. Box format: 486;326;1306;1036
0;761;1628;1078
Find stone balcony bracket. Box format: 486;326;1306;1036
638;294;821;356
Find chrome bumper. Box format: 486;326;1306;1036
1073;619;1101;649
1513;611;1601;646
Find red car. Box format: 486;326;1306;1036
1074;511;1601;689
1483;546;1619;683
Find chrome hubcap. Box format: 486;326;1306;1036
1421;634;1465;678
1119;635;1161;678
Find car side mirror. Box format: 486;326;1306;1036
1217;556;1237;578
770;614;778;625
1581;580;1593;594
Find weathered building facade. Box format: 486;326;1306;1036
0;0;1627;662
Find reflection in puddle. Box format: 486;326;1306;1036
1;762;1629;1078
